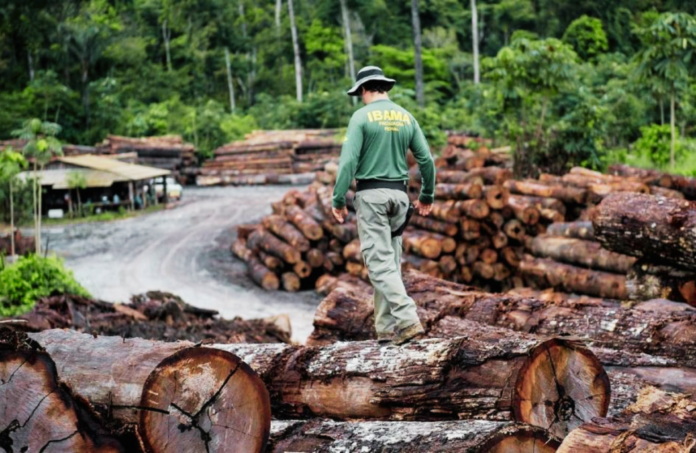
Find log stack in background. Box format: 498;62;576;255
95;135;198;184
198;129;341;186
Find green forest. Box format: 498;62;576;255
2;0;696;173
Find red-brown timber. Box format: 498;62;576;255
434;182;483;200
403;229;444;259
409;214;459;236
27;329;272;453
592;192;696;271
520;256;628;299
546;221;595;240
504;180;586;204
283;205;323;240
247;228;301;265
231;239;280;290
262;214;310;252
531;235;637;274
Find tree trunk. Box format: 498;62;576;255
162;19;172;72
531;235;636;274
262;214;310;252
248;228;301;264
520;256;628;299
546;221;594;240
28;330;272;452
670;93;676;169
33;160;39;253
275;0;282;30
9;180;14;256
411;0;425;107
231;238;281;290
626;261;696;306
224;47;236;113
76;188;82;217
27;50;35;81
471;0;480;84
287;0;303;102
504;180;586;204
269;419;559;453
310;270;696;367
409;215;458;236
434;182;483;200
0;331;124;452
403;229;443;259
283;205;323;240
223;332;609;439
558;386;696;453
591;192;696;271
339;0;356;97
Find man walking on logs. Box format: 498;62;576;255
332;66;436;345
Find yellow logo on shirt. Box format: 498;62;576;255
367;110;411;132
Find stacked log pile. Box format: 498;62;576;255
96;135;198;184
11;291;292;344
198;129;340;186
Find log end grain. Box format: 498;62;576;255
139;347;271;453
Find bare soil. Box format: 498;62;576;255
42;186;322;343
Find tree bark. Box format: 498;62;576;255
262;214;310;252
520;256;628;299
434;183;483;200
531;235;636;274
224;47;236;113
411;0;425;107
558;386;696;453
591;192;696;271
483;185;509;209
231;239;280;290
281;272;300;292
546;221;594;240
223;331;608;439
626;261;696;306
505;180;586;204
471;0;480;84
287;0;303;102
284;205;323;240
248;228;301;264
27;330;272;453
403;229;443;259
269;419;559;453
0;331;124;452
409;214;458;236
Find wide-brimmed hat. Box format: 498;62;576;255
347;66;396;96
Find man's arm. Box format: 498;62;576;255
410;119;436;205
332;114;363;210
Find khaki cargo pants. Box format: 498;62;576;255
354;189;421;336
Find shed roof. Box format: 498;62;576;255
58;155;170;180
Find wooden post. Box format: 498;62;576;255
162;176;168;204
128;181;135;211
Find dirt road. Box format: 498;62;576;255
44;186;322;343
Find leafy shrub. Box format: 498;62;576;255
0;254;90;316
632;124;683;168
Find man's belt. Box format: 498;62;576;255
356;179;407;193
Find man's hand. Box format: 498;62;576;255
414;200;433;216
332;206;348;224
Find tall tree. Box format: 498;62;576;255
224;47;236;113
340;0;356;85
634;12;696;169
471;0;480;84
0;148;27;257
288;0;303;102
275;0;282;31
411;0;425;106
12;119;63;254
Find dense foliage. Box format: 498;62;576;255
1;1;696;174
0;254;91;316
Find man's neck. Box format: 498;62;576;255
364;93;390;105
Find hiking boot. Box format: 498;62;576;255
394;323;425;345
377;332;394;343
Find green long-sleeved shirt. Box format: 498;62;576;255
332;99;436;209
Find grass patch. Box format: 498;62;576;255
36;204;166;227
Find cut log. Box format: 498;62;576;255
438;255;457;275
505;180;586;204
461;218;481;240
305;248;324;268
483;185;509;209
432;169;486;185
284;205;323;240
456;199;490;219
403;230;443;259
309;270;696;367
258;250;284;271
650;185;685;199
342;239;362;263
409;215;458;236
429;200;460;223
28;330;272;453
468;167;513;185
403;254;441;277
531;235;637;273
293;260;311;278
281;272;301;292
434;183;483;200
592;193;696;271
224;331;609;439
269;420;559;453
520;256;628;299
248;228;301;264
546;221;594;240
504;219;526;241
507;195;541;225
262;215;310;252
509;195;566;216
610;163;696;199
557;386;696;453
473;261;495;279
232;239;280;290
345;261;364;277
331;222;358;243
626;261;696;306
0;330;124;452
